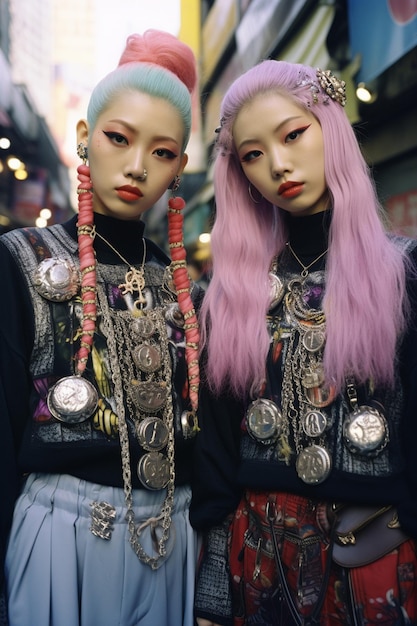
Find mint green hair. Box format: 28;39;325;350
86;63;192;152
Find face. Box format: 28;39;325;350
233;92;329;216
77;91;188;220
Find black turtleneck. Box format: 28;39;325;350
286;210;331;267
62;212;170;266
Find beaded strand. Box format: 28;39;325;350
168;196;200;412
75;163;97;376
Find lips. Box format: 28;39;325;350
278;181;304;199
115;185;143;202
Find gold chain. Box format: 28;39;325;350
286;241;328;278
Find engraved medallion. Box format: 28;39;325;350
34;258;80;301
343;405;388;456
132;380;167;412
47;375;98;423
269;273;285;310
246;398;282;444
137;452;170;490
165;303;184;328
130;316;155;339
302;327;325;353
296;444;332;485
301;410;328;437
136;417;169;451
132;344;161;373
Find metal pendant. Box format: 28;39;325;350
301;364;325;389
181;410;199;439
269;273;285;311
301;410;328;437
302;327;325;353
304;382;336;408
245;398;283;445
136;417;169;452
131;316;155;339
34;258;80;301
132;343;161;373
132;380;167;413
47;375;98;423
137;452;170;490
343;405;388;456
296;444;332;485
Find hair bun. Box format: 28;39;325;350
118;30;197;94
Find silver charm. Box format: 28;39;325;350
132;343;161;373
296;444;332;484
132;381;167;413
137;452;170;490
131;316;155;339
269;273;285;310
136;417;169;451
34;258;80;301
90;501;116;540
302;327;325;353
246;398;283;444
343;405;388;456
301;410;328;437
47;375;98;423
181;410;199;439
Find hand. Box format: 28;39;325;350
196;620;222;626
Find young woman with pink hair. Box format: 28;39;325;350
0;30;201;626
190;60;417;625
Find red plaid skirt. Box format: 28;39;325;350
229;491;417;625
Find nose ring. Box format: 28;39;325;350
137;169;147;181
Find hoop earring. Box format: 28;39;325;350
248;183;262;204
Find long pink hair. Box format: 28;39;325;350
200;60;409;398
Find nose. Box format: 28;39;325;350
270;149;289;178
124;149;147;181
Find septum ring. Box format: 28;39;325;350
137;169;147;182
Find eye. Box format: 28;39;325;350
154;147;177;159
285;124;311;143
103;131;128;145
241;149;263;163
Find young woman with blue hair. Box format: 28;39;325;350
0;30;201;626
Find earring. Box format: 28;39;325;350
248;183;262;204
77;142;88;163
170;176;181;193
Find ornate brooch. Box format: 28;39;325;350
316;68;347;107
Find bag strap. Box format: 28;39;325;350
266;499;337;625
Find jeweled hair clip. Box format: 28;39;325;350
316;68;347;107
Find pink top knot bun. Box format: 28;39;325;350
118;30;197;94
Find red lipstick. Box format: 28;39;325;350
115;185;143;202
278;181;304;198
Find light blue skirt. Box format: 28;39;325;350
5;473;198;626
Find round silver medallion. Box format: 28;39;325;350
269;273;285;310
343;405;388;456
296;444;332;485
245;398;282;444
302;327;325;353
137;452;170;490
132;381;167;413
136;417;169;451
132;343;161;373
130;316;155;339
47;375;98;423
301;410;328;437
34;258;80;301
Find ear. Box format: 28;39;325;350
177;153;188;176
76;119;89;146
